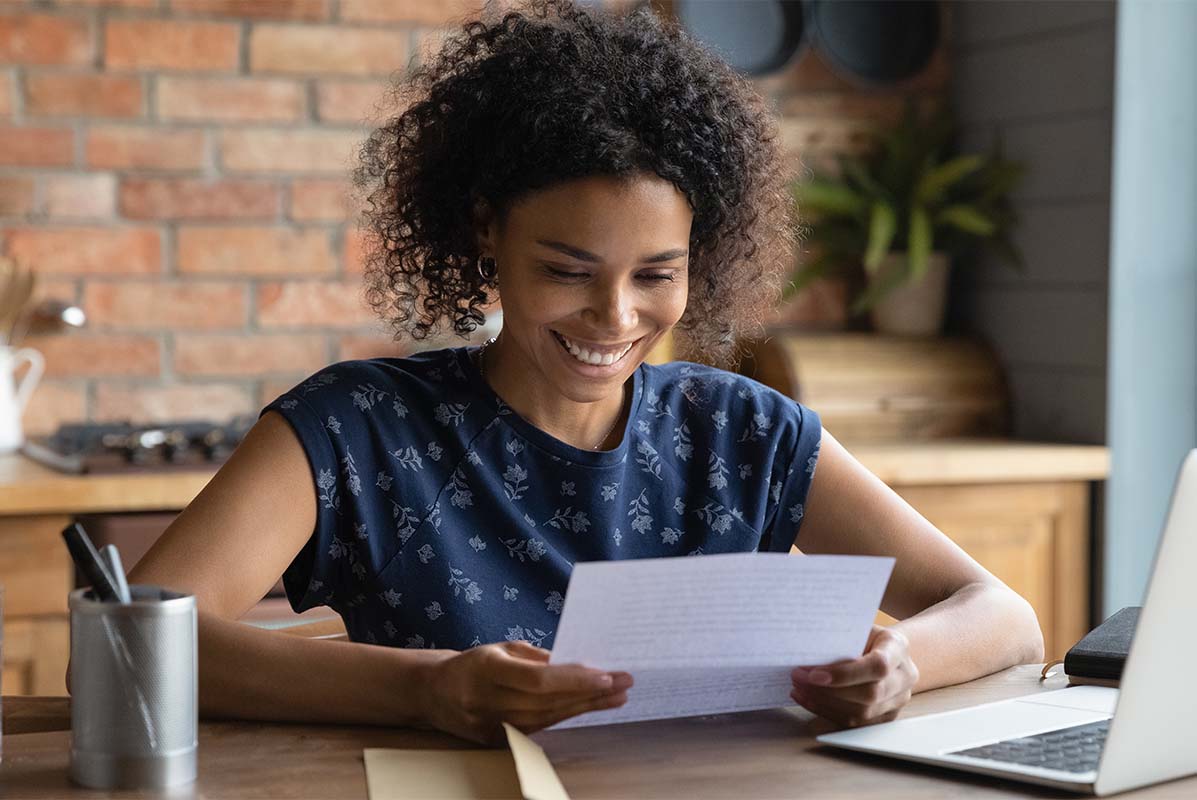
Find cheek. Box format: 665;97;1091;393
657;281;689;324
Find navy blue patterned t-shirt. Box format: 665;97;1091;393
261;346;822;650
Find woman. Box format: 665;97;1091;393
130;0;1043;745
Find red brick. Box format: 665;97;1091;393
314;79;390;124
177;226;334;275
21;380;87;436
87;126;206;170
174;333;327;376
342;225;376;275
0;69;12;116
3;226;160;275
250;24;407;76
0;13;91;67
219;128;362;174
340;0;483;24
0;125;74;166
94;381;252;422
120;177;279;220
170;0;329;20
27;333;160;377
84;282;247;329
105;19;239;72
58;0;158;8
30;277;78;305
256;280;377;328
24;72;143;118
257;376;303;407
413;26;454;67
290;178;353;222
158;76;305;123
336;333;409;361
0;175;34;216
43;173;117;219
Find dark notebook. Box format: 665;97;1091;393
1062;606;1140;687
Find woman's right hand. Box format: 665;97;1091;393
418;640;633;744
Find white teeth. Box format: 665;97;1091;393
556;333;634;367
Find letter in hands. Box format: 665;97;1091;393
424;640;634;745
790;625;920;728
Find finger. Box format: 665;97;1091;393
510;690;629;732
795;648;894;688
791;683;911;727
487;683;627;713
492;656;626;695
791;683;882;727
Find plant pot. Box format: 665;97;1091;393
868;252;950;336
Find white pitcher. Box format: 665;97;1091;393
0;346;44;453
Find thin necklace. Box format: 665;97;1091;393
478;337;624;451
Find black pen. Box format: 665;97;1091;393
61;522;121;602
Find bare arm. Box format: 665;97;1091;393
127;411;447;726
796;428;1044;693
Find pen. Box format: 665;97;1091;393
61;522;121;602
101;544;133;604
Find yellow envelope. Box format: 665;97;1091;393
363;723;570;800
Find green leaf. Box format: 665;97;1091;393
990;235;1026;271
851;259;909;313
908;205;933;282
783;254;841;299
977;159;1027;201
793;179;867;217
863;201;897;273
837;155;888;200
937;204;996;236
916;155;984;205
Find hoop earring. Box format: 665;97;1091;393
477;256;497;283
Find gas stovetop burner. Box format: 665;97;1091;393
21;417;257;474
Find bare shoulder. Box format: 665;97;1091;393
128;411;318;618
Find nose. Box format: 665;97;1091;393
582;276;638;336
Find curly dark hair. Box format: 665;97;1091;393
355;0;795;368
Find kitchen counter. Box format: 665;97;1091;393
0;439;1109;516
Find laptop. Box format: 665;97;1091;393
817;448;1197;796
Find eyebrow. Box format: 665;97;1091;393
536;239;688;264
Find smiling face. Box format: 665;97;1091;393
476;173;693;408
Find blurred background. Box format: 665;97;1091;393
1;0;1193;695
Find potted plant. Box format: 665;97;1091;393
788;103;1026;335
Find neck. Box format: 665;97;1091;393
480;336;630;451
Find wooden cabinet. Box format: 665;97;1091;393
1;514;73;696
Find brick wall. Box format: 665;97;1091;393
1;0;946;435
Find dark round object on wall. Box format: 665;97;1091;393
810;0;941;85
675;0;808;77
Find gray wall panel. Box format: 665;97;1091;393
955;25;1114;123
952;0;1114;47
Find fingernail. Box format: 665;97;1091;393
809;670;831;685
596;673;613;689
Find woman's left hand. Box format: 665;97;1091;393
790;625;920;727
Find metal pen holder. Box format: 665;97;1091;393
68;585;197;790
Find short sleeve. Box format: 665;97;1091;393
761;402;822;553
260;389;347;614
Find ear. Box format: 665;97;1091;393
471;194;497;256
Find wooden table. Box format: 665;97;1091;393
2;664;1192;798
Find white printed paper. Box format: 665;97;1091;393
547;552;894;728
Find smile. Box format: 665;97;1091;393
551;331;638;367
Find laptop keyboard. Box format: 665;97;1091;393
948;719;1110;774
